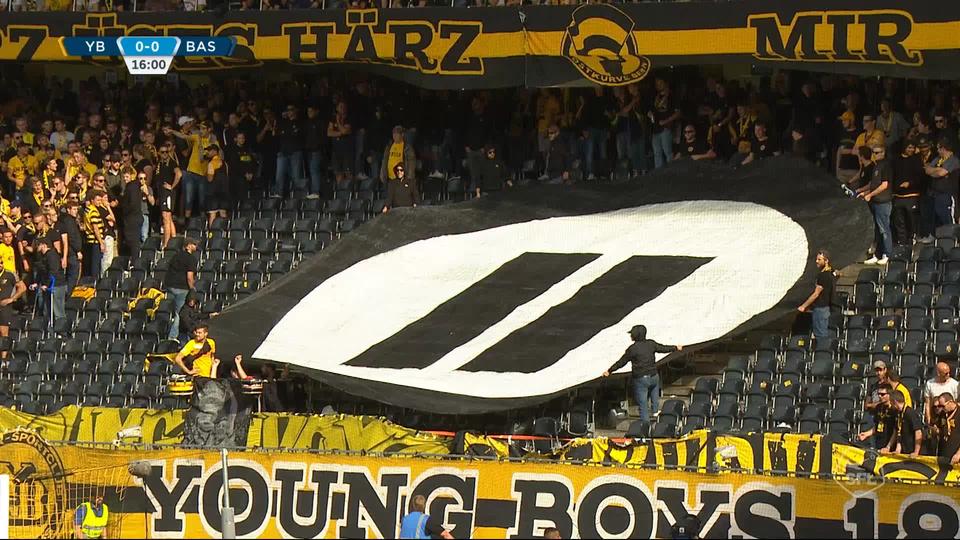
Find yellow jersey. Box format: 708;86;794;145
386;142;404;178
6;154;38;189
179;338;217;378
187;133;214;176
0;244;16;274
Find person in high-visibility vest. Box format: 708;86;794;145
74;494;109;539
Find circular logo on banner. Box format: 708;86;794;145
0;429;68;537
255;201;808;409
562;4;651;85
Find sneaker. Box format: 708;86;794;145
587;173;597;181
863;256;880;265
269;193;281;198
429;170;444;179
919;235;935;244
306;193;320;200
877;256;889;265
538;174;549;182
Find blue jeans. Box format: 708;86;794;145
182;171;207;214
167;287;190;340
633;374;660;423
870;201;893;258
307;151;324;195
652;129;672;169
933;192;955;230
51;285;66;324
141;213;150;241
275;151;304;196
812;306;830;340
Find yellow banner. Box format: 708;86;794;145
3;431;959;539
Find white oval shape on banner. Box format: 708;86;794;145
254;201;808;399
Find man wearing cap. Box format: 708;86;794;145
853;114;885;155
858;382;896;450
857;145;893;265
892;139;924;246
923;137;960;229
165;117;213;218
602;325;683;423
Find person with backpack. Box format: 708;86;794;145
399;495;453;539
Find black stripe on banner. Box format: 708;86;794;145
460;255;711;373
345;252;599;369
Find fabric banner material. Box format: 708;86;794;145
1;1;958;88
181;378;255;447
212;158;872;414
2;431;959;539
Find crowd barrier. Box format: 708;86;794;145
1;427;959;539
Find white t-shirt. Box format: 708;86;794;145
925;377;959;402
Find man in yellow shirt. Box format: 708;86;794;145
0;229;17;274
165;117;214;218
66;151;97;188
853;114;886;155
6;143;38;190
379;125;415;183
174;323;218;378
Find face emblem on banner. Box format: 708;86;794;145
562;4;652;85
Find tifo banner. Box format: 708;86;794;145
213;159;872;414
1;0;959;87
2;431;960;539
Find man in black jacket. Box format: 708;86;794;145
602;325;682;423
474;146;512;197
383;164;419;213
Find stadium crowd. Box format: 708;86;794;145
1;67;960;443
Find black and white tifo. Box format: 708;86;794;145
212;158;873;413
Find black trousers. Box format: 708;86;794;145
123;219;142;257
892;197;920;246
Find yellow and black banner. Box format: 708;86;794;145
0;1;958;88
3;430;960;539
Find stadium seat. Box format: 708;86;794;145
650;420;677;439
531;417;560;453
691;377;718;405
680;416;705;436
798;406;826;434
740;405;768;432
723;357;749;381
625;420;649;439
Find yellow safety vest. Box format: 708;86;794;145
79;502;108;538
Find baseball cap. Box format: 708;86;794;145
839;111;855;122
177;116;194;127
873;360;887;369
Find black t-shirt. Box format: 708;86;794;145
678;137;710;159
897;406;923;454
893;153;925;198
0;269;18;302
751;135;778;159
873;404;897;449
938;408;960;458
165;249;197;290
868;159;893;204
837;126;860;170
56;215;83;256
929;154;960;195
814;269;835;308
121;180;143;220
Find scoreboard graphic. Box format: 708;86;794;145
62;36;236;75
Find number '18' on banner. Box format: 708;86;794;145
61;36;236;75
